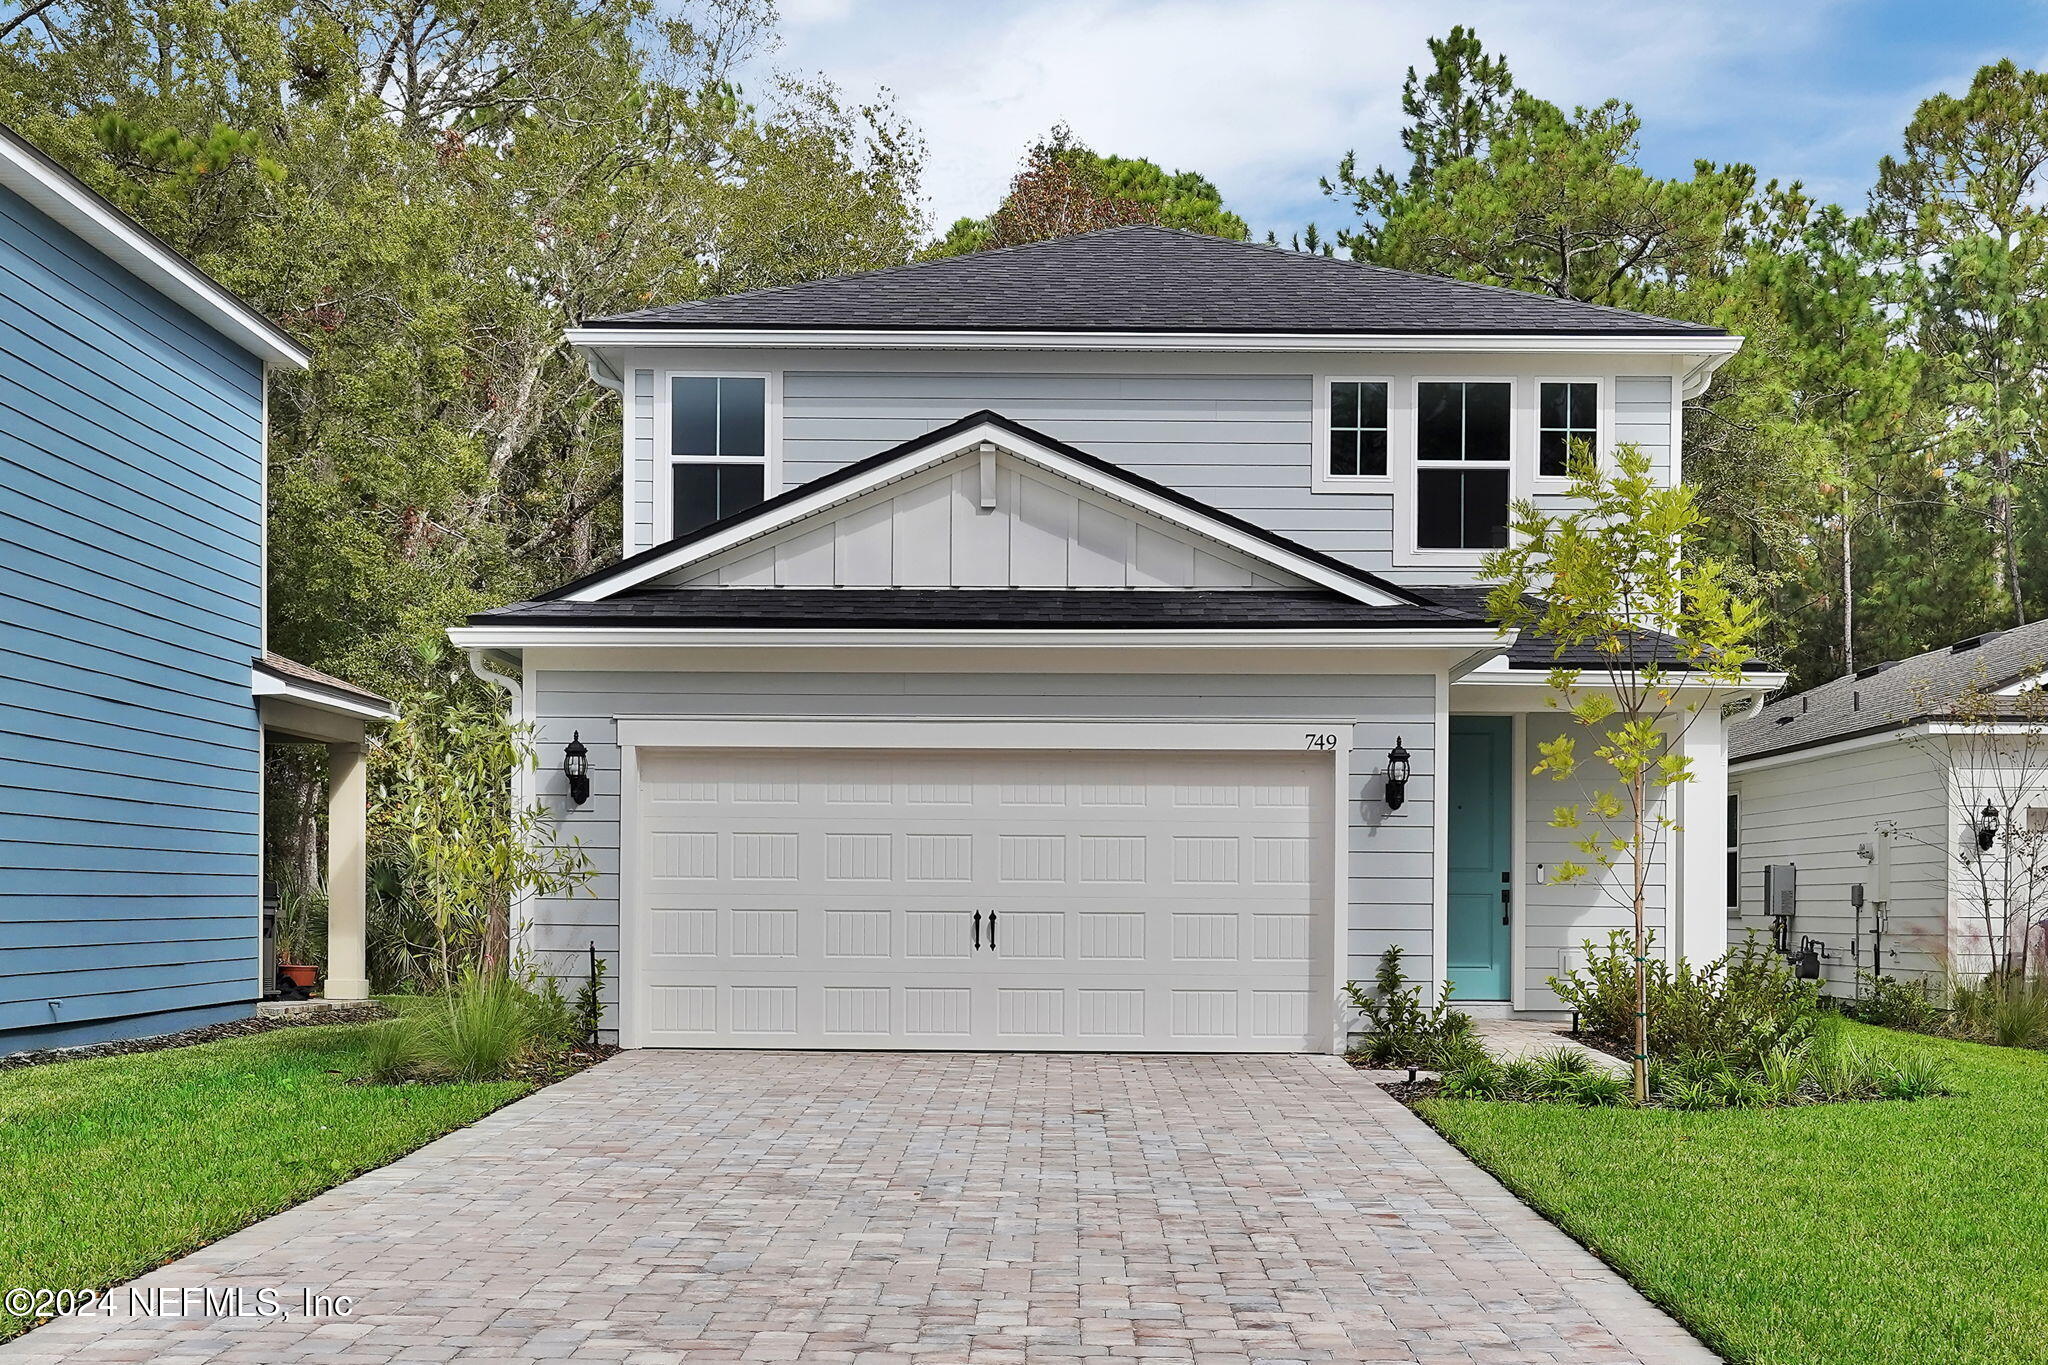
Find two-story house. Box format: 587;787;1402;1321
452;226;1771;1051
0;123;392;1052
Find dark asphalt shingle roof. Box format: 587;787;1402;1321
468;588;1493;631
1731;618;2048;762
589;226;1724;337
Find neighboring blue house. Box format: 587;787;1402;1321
0;123;392;1052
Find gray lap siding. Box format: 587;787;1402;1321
521;669;1438;1033
625;362;1677;579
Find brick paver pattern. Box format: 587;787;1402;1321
4;1051;1717;1363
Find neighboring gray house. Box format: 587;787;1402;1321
453;226;1776;1051
0;124;392;1051
1730;618;2048;996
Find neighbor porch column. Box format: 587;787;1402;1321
325;742;371;1001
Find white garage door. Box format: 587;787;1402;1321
628;748;1333;1051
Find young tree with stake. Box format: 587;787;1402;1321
1482;444;1762;1101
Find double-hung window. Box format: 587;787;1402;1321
669;375;768;538
1415;380;1511;551
1538;380;1599;479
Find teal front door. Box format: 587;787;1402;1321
1448;716;1513;1000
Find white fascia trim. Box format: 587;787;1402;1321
616;717;1338;751
568;328;1744;358
1732;718;2047;773
0;132;309;369
250;667;395;722
450;626;1501;651
1454;657;1788;691
556;418;1410;607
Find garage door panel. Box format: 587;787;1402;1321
632;748;1331;1051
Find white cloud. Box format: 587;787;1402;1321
749;0;1983;239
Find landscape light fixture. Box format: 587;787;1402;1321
1384;738;1412;811
563;731;591;807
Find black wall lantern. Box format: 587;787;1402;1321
563;731;591;808
1384;737;1412;811
1978;801;2000;852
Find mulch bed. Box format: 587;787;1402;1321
0;1003;393;1074
1378;1077;1442;1104
510;1042;622;1084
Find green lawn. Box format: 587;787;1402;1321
1420;1021;2048;1365
0;1020;528;1341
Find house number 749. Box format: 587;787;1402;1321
1303;733;1339;750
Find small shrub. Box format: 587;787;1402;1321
1552;929;1819;1070
1853;974;1943;1031
1810;1035;1883;1102
1569;1070;1630;1107
416;971;532;1081
1760;1045;1808;1105
1659;1076;1719;1111
1538;1046;1592;1076
574;949;609;1047
362;1018;421;1083
1498;1059;1543;1098
1990;984;2048;1048
1879;1051;1950;1101
1708;1069;1768;1108
1416;1033;1482;1072
522;971;579;1051
1523;1055;1578;1100
1939;975;2048;1046
1345;947;1473;1067
1439;1061;1504;1099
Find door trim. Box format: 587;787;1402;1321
615;718;1353;1053
1446;714;1514;1001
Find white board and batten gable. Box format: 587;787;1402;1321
564;417;1410;605
668;447;1307;591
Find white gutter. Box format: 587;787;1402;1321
1680;348;1738;399
566;327;1744;358
465;649;524;725
450;626;1504;651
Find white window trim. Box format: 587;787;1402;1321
654;368;782;546
1394;374;1521;570
1727;789;1741;918
1310;373;1397;493
1531;375;1611;492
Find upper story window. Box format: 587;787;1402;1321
1415;380;1511;551
1538;380;1599;479
670;375;768;538
1327;380;1389;478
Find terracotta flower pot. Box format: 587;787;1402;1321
280;963;319;991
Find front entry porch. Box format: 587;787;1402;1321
252;654;397;1003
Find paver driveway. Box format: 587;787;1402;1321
6;1052;1715;1363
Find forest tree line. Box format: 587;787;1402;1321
2;3;2042;948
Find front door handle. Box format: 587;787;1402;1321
988;910;998;951
1500;887;1512;925
972;910;982;950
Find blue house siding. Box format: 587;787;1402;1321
0;180;266;1050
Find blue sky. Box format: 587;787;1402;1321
755;0;2048;241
